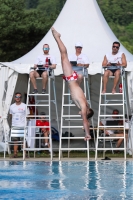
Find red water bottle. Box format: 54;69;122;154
45;57;49;67
119;83;122;93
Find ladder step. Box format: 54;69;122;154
99;125;124;128
63;104;76;106
62;126;83;128
98;137;124;139
28;104;49;106
101;93;123;95
65;119;82;121
96;148;125;150
99;115;124;117
63;115;81;117
25;125;50;128
24;148;50;151
59;148;89;150
28;94;49;96
26;115;50;117
100;104;123;106
60;137;85;139
25;136;50;139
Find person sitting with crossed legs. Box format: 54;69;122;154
51;27;94;140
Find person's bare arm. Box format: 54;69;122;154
9;114;12;127
49;64;56;69
77;63;89;68
116;53;127;68
99;121;103;126
84;64;89;68
102;55;111;67
81;108;90;137
34;64;37;68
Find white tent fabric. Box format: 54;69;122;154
1;0;133;75
127;72;133;109
0;65;18;151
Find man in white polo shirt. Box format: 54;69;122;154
69;42;90;84
30;44;57;94
9;92;28;158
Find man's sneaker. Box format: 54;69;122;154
42;89;46;94
32;89;38;94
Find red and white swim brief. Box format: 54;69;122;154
63;71;78;81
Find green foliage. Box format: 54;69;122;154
0;0;66;61
97;0;133;25
97;0;133;54
0;0;133;61
25;0;39;9
36;0;66;29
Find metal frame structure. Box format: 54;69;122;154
59;67;95;160
4;127;25;158
95;67;130;160
127;99;133;156
23;69;59;160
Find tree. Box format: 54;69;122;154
0;0;50;61
97;0;133;53
0;0;67;61
97;0;133;25
25;0;39;9
0;0;133;61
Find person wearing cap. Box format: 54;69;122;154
69;42;90;84
9;92;29;158
30;44;57;94
36;112;50;148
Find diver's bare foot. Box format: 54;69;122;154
102;89;106;94
84;135;91;141
51;27;61;38
112;88;116;94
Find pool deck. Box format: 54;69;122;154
0;157;133;161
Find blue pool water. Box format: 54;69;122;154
0;161;133;200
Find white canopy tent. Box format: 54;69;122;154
0;0;133;151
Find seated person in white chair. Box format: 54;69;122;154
69;42;90;85
102;41;127;94
100;109;128;150
9;92;29;158
29;44;57;94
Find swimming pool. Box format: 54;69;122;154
0;161;133;199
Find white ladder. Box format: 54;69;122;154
59;67;95;160
128;99;133;156
23;69;59;160
95;67;129;160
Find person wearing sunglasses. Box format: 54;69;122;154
30;44;57;94
102;41;127;94
68;42;90;85
51;27;94;141
9;92;29;158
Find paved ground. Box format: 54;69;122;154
0;154;133;161
0;158;133;161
